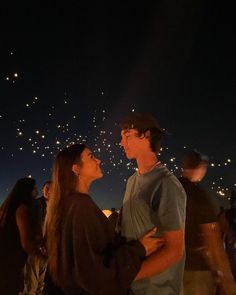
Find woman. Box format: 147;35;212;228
45;144;161;295
0;177;41;294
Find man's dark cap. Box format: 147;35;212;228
119;112;167;136
181;150;209;169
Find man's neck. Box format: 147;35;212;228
136;153;160;175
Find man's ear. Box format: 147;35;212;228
144;130;151;139
72;164;80;176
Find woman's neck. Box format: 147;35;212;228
75;180;91;194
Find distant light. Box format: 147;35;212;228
13;73;18;77
102;209;112;218
217;190;225;196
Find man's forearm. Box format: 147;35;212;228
200;223;236;295
135;245;183;280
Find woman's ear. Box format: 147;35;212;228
72;164;80;176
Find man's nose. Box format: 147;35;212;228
119;138;125;147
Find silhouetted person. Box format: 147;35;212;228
108;207;119;232
225;190;236;280
0;177;43;295
179;150;236;295
21;180;64;295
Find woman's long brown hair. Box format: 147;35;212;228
44;144;86;285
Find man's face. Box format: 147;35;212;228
32;186;38;199
183;163;208;182
192;163;208;182
120;129;148;159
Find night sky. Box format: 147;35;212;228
0;1;235;209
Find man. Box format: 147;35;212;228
22;180;64;295
20;182;48;295
119;112;186;295
37;180;52;228
179;150;236;295
108;207;119;231
224;190;236;280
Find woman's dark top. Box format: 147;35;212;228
58;193;145;295
0;204;27;295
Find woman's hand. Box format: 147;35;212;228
139;227;165;256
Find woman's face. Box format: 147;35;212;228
78;148;103;182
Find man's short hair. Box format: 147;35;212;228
181;150;209;169
120;112;166;153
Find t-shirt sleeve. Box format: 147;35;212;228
152;176;186;231
69;199;145;295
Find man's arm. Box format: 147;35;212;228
135;227;184;280
200;222;236;295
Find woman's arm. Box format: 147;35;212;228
69;200;145;295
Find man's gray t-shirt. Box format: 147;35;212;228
121;164;186;295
